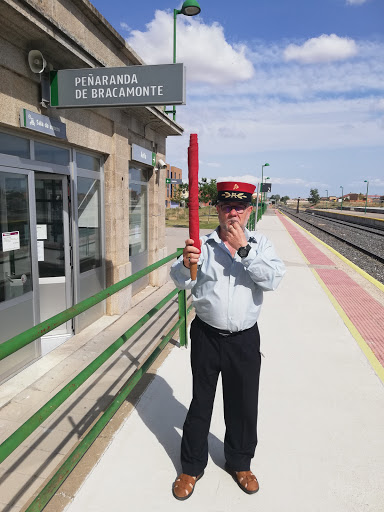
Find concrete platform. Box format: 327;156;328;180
60;212;384;512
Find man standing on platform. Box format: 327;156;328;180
170;181;286;500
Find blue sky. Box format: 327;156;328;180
92;0;384;199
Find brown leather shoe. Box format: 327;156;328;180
172;472;204;500
225;463;259;494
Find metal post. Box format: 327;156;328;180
364;180;369;214
296;197;300;213
178;288;188;347
172;8;177;121
255;182;260;224
261;165;264;215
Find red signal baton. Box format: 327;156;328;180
188;134;201;280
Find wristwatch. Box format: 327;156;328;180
237;244;251;258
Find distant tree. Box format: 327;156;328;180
199;178;217;205
270;194;281;204
281;195;290;204
199;178;217;222
172;183;189;218
173;182;188;206
308;188;320;205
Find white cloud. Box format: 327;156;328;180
370;178;384;186
126;10;254;84
215;175;328;189
168;95;384;161
346;0;369;4
284;34;358;64
120;22;131;32
217;174;258;185
186;40;384;101
198;160;222;168
161;31;383;195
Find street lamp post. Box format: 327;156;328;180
261;163;269;192
364;180;369;214
264;176;270;206
325;189;328;210
340;186;344;211
164;0;201;121
261;163;269;215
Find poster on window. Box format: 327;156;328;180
37;240;45;261
2;231;20;252
36;224;48;239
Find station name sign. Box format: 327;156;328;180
50;63;186;109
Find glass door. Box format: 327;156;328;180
0;168;38;382
129;167;149;295
35;174;72;352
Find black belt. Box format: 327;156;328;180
195;316;248;337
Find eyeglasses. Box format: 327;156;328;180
219;204;248;214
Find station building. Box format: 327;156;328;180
165;165;183;208
0;0;183;382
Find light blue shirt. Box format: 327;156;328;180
170;227;286;332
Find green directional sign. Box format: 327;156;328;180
166;178;182;185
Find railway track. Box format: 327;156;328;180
278;208;384;284
304;211;384;235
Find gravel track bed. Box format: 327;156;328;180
280;208;384;285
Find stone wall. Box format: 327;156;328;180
0;0;181;316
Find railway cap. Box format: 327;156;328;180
217;181;256;203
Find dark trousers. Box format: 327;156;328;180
181;316;261;476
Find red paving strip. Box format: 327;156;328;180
276;211;384;367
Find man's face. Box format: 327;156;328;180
216;202;253;231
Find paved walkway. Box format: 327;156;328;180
63;212;384;512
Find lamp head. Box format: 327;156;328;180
180;0;201;16
364;180;368;183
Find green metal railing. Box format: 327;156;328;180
247;203;266;230
0;248;190;511
0;250;182;361
247;210;256;230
